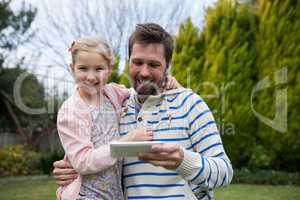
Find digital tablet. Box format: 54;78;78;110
110;141;163;157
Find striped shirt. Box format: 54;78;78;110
119;88;233;200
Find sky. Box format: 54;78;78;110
10;0;217;96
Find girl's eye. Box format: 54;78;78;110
96;67;105;71
78;67;87;71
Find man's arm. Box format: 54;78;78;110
139;93;233;189
53;159;78;186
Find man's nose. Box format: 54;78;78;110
139;65;151;78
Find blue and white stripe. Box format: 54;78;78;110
119;89;233;200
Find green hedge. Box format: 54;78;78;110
2;145;299;186
0;145;41;176
172;0;300;172
232;168;300;186
0;144;64;177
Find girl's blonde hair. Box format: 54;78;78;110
69;36;114;66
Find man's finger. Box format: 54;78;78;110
150;144;179;153
138;152;176;162
138;152;164;161
144;160;177;170
54;174;78;181
53;160;73;168
56;179;75;187
53;168;77;176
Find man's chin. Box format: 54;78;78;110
136;83;158;96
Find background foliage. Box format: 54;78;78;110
172;0;300;171
0;0;299;178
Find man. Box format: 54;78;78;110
54;23;233;199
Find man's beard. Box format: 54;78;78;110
136;80;159;97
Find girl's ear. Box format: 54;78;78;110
69;63;74;73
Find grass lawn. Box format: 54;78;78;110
0;176;300;200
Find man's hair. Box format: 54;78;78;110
69;36;114;66
128;23;174;67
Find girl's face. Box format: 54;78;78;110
70;51;112;96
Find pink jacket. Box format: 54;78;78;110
56;83;130;200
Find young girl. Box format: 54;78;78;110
56;36;153;200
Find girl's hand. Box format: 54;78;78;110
119;127;153;142
165;75;182;90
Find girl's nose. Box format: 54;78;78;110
87;72;96;81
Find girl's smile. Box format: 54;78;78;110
70;51;112;97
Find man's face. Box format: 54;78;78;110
129;43;167;97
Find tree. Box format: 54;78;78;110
173;1;259;168
0;67;48;148
118;62;131;88
254;0;300;171
108;56;121;83
0;0;37;134
0;1;58;150
172;18;205;90
172;0;300;171
30;0;195;69
0;0;36;68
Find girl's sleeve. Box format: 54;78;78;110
57;106;117;175
107;83;131;105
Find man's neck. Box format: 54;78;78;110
137;95;147;104
136;87;165;105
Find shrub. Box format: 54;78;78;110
40;151;64;175
232;168;300;185
0;144;42;177
248;145;272;169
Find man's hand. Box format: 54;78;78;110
53;159;78;186
138;143;184;170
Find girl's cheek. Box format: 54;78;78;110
99;71;109;79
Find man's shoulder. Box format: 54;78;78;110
163;88;204;108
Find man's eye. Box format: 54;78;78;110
148;63;160;68
133;60;143;66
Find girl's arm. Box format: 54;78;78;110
57;106;152;175
118;127;153;142
57;108;116;175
